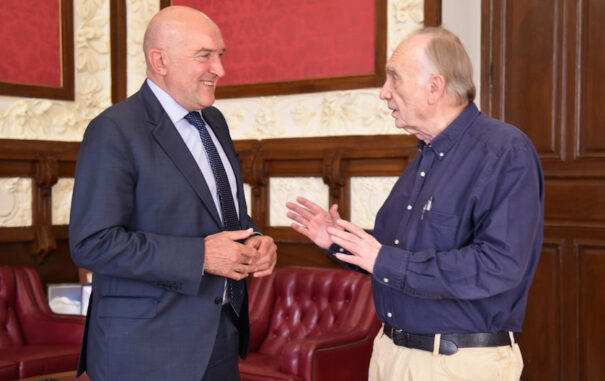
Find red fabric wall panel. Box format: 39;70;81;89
175;0;376;86
0;0;62;87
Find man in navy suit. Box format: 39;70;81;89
69;6;277;380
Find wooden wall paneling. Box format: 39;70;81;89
520;239;564;381
483;0;605;379
0;139;79;286
577;241;605;380
576;0;605;160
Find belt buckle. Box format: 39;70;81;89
392;328;408;347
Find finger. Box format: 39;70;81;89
291;222;311;237
253;268;273;278
224;228;254;241
326;226;353;242
286;202;312;217
296;197;325;214
334;253;362;267
330;234;358;255
329;204;340;219
335;219;368;238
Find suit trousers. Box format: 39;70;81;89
201;305;241;381
368;328;524;381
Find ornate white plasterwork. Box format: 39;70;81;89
52;178;75;225
269;177;329;227
126;0;158;96
0;178;32;227
350;177;399;229
0;0;111;141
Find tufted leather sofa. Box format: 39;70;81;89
0;266;84;380
239;266;381;381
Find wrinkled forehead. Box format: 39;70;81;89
386;35;430;75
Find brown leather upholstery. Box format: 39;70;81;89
239;266;381;381
0;266;84;380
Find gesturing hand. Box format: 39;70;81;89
328;219;382;274
204;228;259;280
286;196;342;249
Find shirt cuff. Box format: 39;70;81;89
373;245;409;290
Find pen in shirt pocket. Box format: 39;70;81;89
421;196;433;220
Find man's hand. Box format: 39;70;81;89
286;196;342;249
328;219;382;273
204;228;259;280
245;235;277;277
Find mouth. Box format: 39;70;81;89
202;80;216;87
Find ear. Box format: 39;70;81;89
427;74;446;105
148;48;168;76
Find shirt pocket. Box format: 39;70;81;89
97;296;158;319
416;210;460;251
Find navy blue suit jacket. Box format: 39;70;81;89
69;82;254;380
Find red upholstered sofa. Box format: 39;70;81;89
0;266;84;380
239;266;381;381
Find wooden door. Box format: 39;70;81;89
482;0;605;380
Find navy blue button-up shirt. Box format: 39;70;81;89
345;103;544;334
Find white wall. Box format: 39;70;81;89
442;0;482;107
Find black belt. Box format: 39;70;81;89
383;325;517;355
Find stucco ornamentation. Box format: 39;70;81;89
0;178;32;227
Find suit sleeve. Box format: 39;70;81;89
69;116;206;296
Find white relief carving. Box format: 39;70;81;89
350;177;399;229
389;0;424;53
126;0;159;96
0;178;32;227
269;178;329;227
52;178;75;225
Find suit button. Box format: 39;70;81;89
214;297;223;305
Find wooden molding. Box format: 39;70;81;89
110;0;128;104
424;0;442;27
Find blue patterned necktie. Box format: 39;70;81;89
185;111;244;316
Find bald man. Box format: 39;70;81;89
70;6;276;380
287;28;543;380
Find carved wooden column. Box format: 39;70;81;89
32;156;58;262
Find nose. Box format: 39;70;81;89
379;81;391;100
211;56;225;78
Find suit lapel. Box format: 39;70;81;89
140;83;223;227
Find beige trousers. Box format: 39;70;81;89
368;329;524;381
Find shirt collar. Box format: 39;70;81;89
419;102;481;159
146;78;191;124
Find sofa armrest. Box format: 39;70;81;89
281;330;376;381
19;311;85;346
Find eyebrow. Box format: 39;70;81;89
196;47;226;54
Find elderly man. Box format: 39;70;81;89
287;27;543;381
70;6;276;380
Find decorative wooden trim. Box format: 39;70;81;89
0;139;79;262
111;0;128;104
424;0;442;26
0;0;74;100
160;0;387;98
